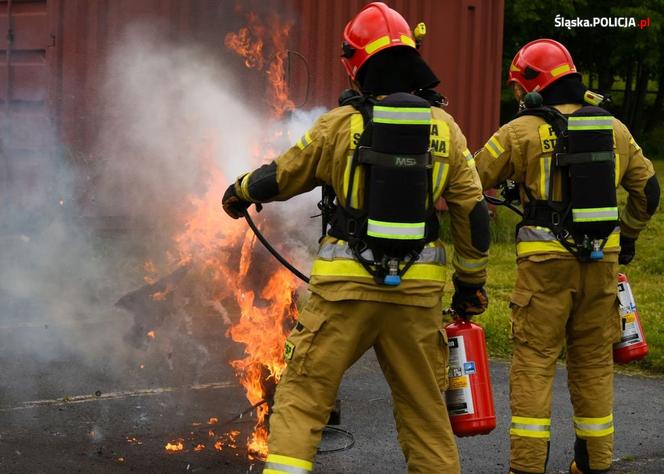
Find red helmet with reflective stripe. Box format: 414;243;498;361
508;39;579;92
341;2;417;80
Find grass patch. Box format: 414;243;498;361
478;161;664;373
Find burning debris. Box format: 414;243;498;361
214;431;241;451
114;6;316;462
165;439;185;453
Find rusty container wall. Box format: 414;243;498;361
0;0;503;211
0;0;54;210
288;0;504;150
48;0;265;158
46;0;502;157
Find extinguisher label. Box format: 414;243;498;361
446;335;475;415
616;281;644;348
449;376;469;390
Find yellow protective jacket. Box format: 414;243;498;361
235;103;488;307
475;103;658;261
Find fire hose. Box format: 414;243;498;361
484;180;523;217
241;208;310;284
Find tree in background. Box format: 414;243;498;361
502;0;664;153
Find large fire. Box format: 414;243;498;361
157;7;300;459
222;9;298;456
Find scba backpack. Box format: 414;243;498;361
518;92;618;261
327;92;439;285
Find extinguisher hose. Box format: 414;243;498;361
241;208;310;284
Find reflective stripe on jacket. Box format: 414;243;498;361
311;240;446;282
474;103;657;261
516;226;620;258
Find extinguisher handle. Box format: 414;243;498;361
443;307;470;323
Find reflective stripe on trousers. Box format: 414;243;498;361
573;414;614;438
264;454;313;474
452;253;488;274
510;416;551;439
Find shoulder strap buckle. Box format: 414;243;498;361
551;211;560;226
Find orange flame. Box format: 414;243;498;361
150;289;170;301
229;267;299;457
165;439;185;452
214;430;241;451
224;13;265;70
265;15;295;118
154;7;303;461
166;132;299;459
225;10;294;118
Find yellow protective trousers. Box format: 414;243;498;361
265;293;460;474
508;258;620;473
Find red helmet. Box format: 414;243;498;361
508;39;579;92
341;2;417;80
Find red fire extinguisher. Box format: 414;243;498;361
613;273;649;364
444;317;496;437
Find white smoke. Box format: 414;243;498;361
92;26;262;222
0;21;329;406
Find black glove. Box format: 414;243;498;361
222;183;252;219
451;275;488;320
619;236;636;265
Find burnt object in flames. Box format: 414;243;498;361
115;264;191;348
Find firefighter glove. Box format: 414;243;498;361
619;235;636;265
451;275;488;319
222;183;252;219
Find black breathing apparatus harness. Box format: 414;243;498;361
487;91;619;262
317;89;445;286
243;88;446;286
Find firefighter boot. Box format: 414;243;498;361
569;459;610;474
570;436;611;474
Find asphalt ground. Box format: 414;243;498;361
1;315;663;474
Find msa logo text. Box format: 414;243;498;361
395;156;417;166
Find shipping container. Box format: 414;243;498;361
0;0;503;213
288;0;504;150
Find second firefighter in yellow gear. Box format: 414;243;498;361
475;39;660;474
222;4;491;472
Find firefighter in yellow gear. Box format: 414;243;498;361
222;3;490;473
474;39;660;474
